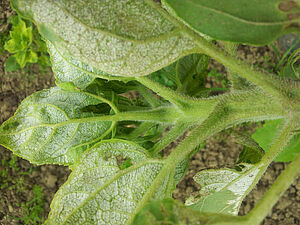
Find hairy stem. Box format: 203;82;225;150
136;85;162;108
184;29;283;100
223;41;248;90
136;76;192;110
149;122;189;156
246;153;300;225
117;122;155;140
243;119;298;225
136;76;219;122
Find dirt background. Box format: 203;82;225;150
0;1;299;225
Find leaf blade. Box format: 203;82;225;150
252;119;300;162
188;165;261;215
47;41;132;89
162;0;300;45
0;87;113;165
13;0;197;77
44;140;166;225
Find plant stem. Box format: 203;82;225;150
149;122;189;156
136;85;162;107
223;41;247;90
260;119;297;167
136;76;193;110
183;29;284;100
241;119;298;225
118;122;155;140
26;107;180;127
136;76;219;121
246;153;300;225
85;92;119;113
108;107;180;124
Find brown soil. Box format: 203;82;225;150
0;1;299;225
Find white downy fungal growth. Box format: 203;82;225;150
16;0;197;77
44;140;169;225
187;165;260;215
0;87;113;165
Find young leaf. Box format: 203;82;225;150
4;17;32;53
252;119;300;162
233;133;264;164
237;146;264;164
4;15;39;69
162;0;300;45
47;41;131;89
44;140;166;225
12;0;198;77
0;87;113;165
176;53;210;96
187;165;260;215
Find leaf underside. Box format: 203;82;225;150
162;0;300;45
12;0;198;77
0;87;112;165
47;41;133;89
44;140;168;225
188;165;260;215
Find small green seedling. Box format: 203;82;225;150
4;15;50;72
19;185;45;225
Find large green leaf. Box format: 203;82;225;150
252;119;300;162
12;0;197;77
47;41;132;89
187;165;260;215
0;87;113;165
162;0;300;45
44;140;169;225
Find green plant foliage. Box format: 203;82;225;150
187;165;260;215
0;87;113;165
4;15;50;71
44;140;167;225
162;0;300;45
234;133;264;164
132;198;245;225
167;53;211;97
4;16;37;70
252;119;300;162
279;48;300;79
11;0;198;77
47;41;132;89
1;1;300;225
20;185;45;225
